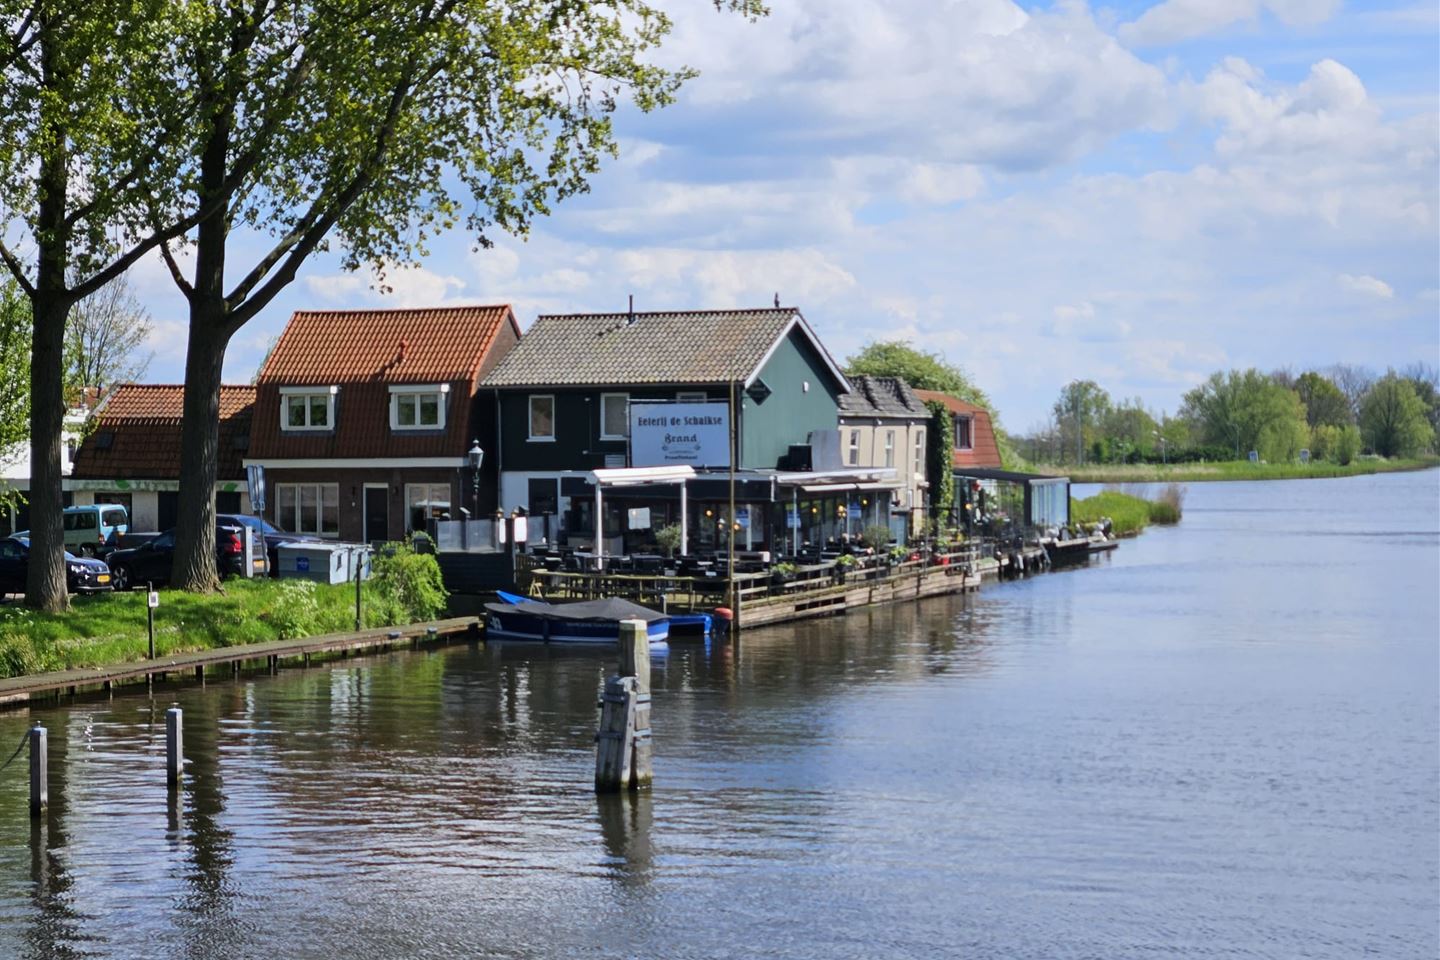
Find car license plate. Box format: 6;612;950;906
97;574;110;583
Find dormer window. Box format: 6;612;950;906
280;386;337;431
953;415;973;451
390;384;449;431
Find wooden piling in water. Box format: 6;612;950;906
595;619;654;792
29;725;46;818
165;707;183;784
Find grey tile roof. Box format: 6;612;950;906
838;376;926;419
481;307;842;388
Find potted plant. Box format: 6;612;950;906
770;560;798;589
833;552;856;584
654;523;683;559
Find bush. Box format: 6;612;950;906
368;539;449;624
1333;424;1361;465
265;579;322;639
654;523;683;557
1148;483;1185;524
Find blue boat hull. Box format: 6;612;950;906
485;608;669;646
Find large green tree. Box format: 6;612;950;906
0;281;29;515
1180;369;1308;462
1294;371;1350;428
136;0;764;591
1052;380;1111;465
0;3;198;610
846;341;993;408
1359;374;1435;457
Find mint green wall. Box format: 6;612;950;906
740;328;843;469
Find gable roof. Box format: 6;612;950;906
71;384;256;481
913;389;1003;469
257;305;520;386
838;376;926;419
480;306;850;391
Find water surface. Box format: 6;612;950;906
0;471;1434;958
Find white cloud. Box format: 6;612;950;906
1121;0;1340;46
305;263;466;307
1338;273;1395;299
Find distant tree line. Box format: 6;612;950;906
1020;363;1439;466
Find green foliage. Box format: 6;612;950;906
264;579;323;640
861;524;893;550
770;561;797;577
1070;490;1150;536
1310;423;1363;464
654;523;683;557
368;541;449;624
925;400;955;525
1360;374;1436;457
834;554;857;569
1294;372;1350;428
1180;369;1310;462
0;280;28;513
845;341;992;408
1149;484;1185;524
1052;380;1112;464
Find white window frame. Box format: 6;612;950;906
279;386;337;432
600;392;630;440
954;415;974;451
847;429;861;467
914;429;926;479
528;394;556;442
884;430;895;468
389;383;449;432
273;482;340;537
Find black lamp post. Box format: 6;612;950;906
467;439;484;517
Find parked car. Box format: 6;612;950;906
106;523;253;591
216;514;322;576
0;536;113;596
62;504;130;557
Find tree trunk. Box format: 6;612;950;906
25;294;69;612
170;319;230;592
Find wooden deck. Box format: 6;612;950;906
0;616;481;707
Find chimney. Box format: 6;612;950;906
627;294;636;326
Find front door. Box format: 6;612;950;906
363;486;389;543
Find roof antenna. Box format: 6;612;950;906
628;293;636;326
774;292;780;308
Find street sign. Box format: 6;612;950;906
245;464;266;512
147;591;159;609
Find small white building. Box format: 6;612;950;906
836;376;929;537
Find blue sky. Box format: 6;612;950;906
130;0;1439;431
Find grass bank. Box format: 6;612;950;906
0;547;448;679
1043;456;1439;484
1071;485;1184;537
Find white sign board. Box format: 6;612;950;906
147;591;159;609
629;403;730;468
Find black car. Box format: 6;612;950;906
106;523;254;591
0;536;114;597
216;514;322;576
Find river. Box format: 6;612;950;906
0;470;1434;959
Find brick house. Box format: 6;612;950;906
69;384;256;530
244;305;520;542
913;389;1003;469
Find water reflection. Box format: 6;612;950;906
0;472;1432;959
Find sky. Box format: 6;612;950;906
127;0;1438;433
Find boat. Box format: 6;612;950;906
485;594;670;646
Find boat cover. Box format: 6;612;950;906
483;596;667;623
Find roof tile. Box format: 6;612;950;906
71;384;256;480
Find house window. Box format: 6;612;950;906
954;415;973;451
847;429;861;467
280;387;336;431
677;391;707;402
914;430;925;479
390;384;448;431
405;483;451;532
528;395;555;441
600;393;629;440
274;483;339;536
884;430;895;468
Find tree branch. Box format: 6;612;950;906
158;240;194;301
0;241;36;298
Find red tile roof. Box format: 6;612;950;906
71;384;256;480
249;305;520;460
257;306;520;385
913;389;1003;469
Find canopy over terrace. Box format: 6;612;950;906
589;465;900;560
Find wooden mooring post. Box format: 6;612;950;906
594;619;653;792
29;725;46;818
165;707;183;785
